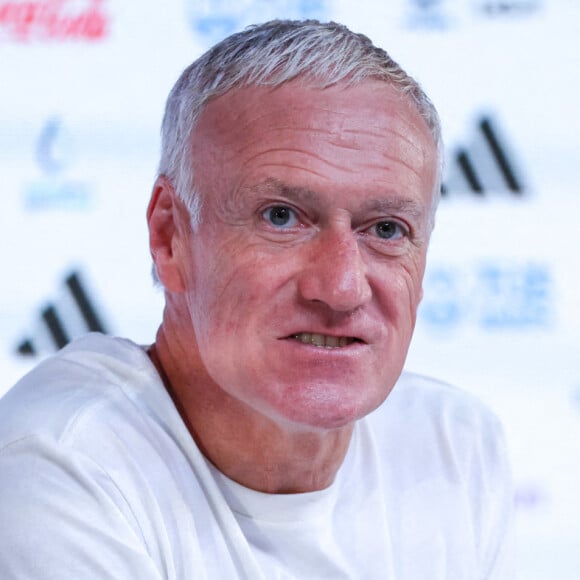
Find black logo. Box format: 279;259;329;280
442;115;526;196
17;271;109;356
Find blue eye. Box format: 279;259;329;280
263;206;298;228
374;221;405;240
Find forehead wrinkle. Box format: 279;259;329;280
230;125;341;153
376;153;428;180
339;122;422;143
225;117;431;174
260;164;336;182
236;144;362;176
228;110;427;153
335;125;429;161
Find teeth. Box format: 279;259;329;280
291;333;356;348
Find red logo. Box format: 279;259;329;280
0;0;109;42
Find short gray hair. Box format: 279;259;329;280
158;19;443;227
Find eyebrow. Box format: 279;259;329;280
360;197;426;219
247;178;317;204
246;178;427;219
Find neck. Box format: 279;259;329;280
149;326;354;494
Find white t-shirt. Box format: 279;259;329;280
0;333;514;579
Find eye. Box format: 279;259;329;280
373;220;407;240
262;205;298;228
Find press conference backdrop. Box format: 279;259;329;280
1;1;578;577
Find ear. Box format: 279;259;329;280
147;175;187;292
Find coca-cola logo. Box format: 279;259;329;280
0;0;109;42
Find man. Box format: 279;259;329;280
0;20;513;579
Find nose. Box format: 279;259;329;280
297;228;372;313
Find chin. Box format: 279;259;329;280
268;383;386;432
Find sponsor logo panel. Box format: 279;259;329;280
420;262;552;330
0;0;110;42
474;0;542;17
404;0;454;30
22;116;93;211
16;269;110;356
186;0;330;45
403;0;542;29
443;114;528;197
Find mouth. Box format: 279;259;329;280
287;332;363;349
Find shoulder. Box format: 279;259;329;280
0;335;219;578
0;333;168;450
366;370;510;483
378;370;504;435
360;372;515;578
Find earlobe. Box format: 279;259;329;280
147;175;187;292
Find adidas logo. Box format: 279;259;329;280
442;115;526;196
17;270;109;356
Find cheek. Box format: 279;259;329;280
187;242;284;338
376;255;426;326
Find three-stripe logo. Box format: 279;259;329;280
17;271;109;356
442;115;526;196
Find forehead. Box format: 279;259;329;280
190;80;437;207
194;80;432;147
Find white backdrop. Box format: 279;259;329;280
1;1;579;578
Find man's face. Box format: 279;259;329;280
171;81;438;431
